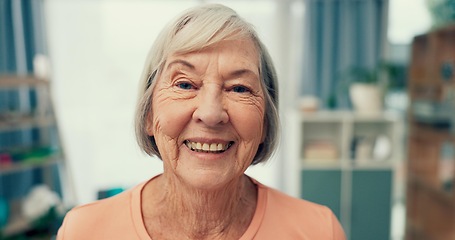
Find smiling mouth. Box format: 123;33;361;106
184;140;234;153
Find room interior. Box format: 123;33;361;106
0;0;454;239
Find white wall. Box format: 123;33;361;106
44;0;301;204
388;0;431;45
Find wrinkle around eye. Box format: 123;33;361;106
227;86;262;98
154;84;197;101
227;91;265;108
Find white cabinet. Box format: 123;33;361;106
284;111;404;240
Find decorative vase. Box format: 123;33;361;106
349;83;383;114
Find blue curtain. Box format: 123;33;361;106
301;0;388;108
0;0;57;202
0;0;46;74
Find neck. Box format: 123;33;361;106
142;174;257;240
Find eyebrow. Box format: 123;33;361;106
166;59;195;70
227;69;258;79
166;59;258;79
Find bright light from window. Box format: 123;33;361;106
388;0;432;44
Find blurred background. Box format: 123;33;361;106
0;0;454;239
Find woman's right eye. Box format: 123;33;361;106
176;82;194;90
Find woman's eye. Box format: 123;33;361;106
177;82;194;90
232;86;250;93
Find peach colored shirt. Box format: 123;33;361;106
57;176;346;239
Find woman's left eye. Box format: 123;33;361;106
232;85;251;93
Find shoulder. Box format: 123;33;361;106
261;184;333;220
76;187;132;212
57;185;141;239
63;188;132;227
255;182;346;240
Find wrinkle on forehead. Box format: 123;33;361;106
167;39;260;76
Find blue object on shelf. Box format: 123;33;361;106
97;187;124;200
0;197;8;227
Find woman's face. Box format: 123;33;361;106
147;39;265;189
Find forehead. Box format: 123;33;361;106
165;38;260;73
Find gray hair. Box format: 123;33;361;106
135;4;279;165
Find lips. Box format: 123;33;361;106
184;140;234;153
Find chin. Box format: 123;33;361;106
177;169;242;191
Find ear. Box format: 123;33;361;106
145;112;154;136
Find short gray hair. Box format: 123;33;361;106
135;4;279;165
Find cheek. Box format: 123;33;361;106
151;92;193;140
229;100;265;142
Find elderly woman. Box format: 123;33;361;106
57;4;345;240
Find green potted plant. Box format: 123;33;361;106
426;0;455;28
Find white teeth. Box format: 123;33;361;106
185;141;232;153
202;143;209;151
210;143;217;151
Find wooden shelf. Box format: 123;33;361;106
0;75;49;87
406;24;455;240
301;160;342;169
301;159;397;170
352;160;397;169
0;156;60;175
408;174;454;205
0;116;55;131
406;222;432;240
298;110;400;122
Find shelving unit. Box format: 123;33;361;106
0;75;71;238
406;25;455;240
286;110;404;240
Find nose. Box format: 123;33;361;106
192;86;229;126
